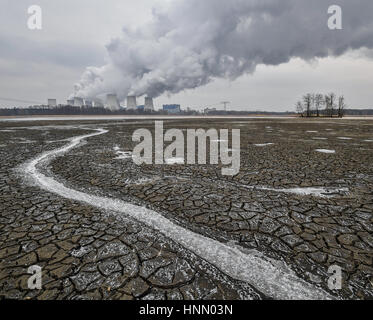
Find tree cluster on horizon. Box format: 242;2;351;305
296;93;347;118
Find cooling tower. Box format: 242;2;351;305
73;97;84;107
84;100;93;107
127;96;137;110
47;99;57;107
106;94;120;111
93;99;104;108
67;99;74;106
144;97;154;112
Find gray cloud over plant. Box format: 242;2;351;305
72;0;373;101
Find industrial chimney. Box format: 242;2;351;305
106;94;120;111
93;99;104;108
84;99;93;107
73;97;84;107
127;96;137;110
47;99;57;107
144;97;154;112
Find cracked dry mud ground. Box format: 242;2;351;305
0;118;372;300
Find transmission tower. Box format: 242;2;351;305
221;101;230;112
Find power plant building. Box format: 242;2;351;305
127;96;137;110
144;97;154;112
84;100;93;107
67;99;74;106
163;104;181;114
93;99;104;108
106;94;120;111
47;99;57;107
73;97;84;107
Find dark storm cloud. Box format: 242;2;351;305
72;0;373;101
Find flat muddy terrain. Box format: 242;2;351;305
0;118;372;300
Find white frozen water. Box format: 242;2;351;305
113;146;132;160
254;143;274;147
306;131;318;133
337;137;352;140
165;157;185;165
363;140;373;142
315;149;336;154
259;186;348;198
115;151;132;160
312;137;328;140
21;128;333;300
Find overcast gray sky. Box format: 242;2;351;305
1;0;373;111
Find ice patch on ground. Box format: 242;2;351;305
165;157;185;165
306;131;318;133
113;145;132;160
116;152;132;160
337;137;352;140
20;128;333;300
259;186;348;198
313;137;328;140
316;149;336;154
254;143;274;147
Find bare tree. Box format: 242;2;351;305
325;93;336;118
296;101;305;117
303;93;313;117
314;93;324;117
338;95;346;118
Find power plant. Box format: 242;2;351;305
84;100;93;107
73;97;84;107
127;96;137;110
144;97;154;112
93;99;104;108
36;94;167;113
47;99;57;107
106;94;121;111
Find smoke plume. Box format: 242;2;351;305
72;0;373;101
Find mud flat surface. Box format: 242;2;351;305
0;118;372;300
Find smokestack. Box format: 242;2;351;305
144;97;154;112
73;97;84;107
93;99;104;107
47;99;57;107
127;96;137;110
84;99;93;107
106;94;120;111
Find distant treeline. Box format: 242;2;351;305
0;105;373;117
0;106;193;116
296;93;347;118
344;109;373;115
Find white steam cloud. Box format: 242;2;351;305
72;0;373;102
